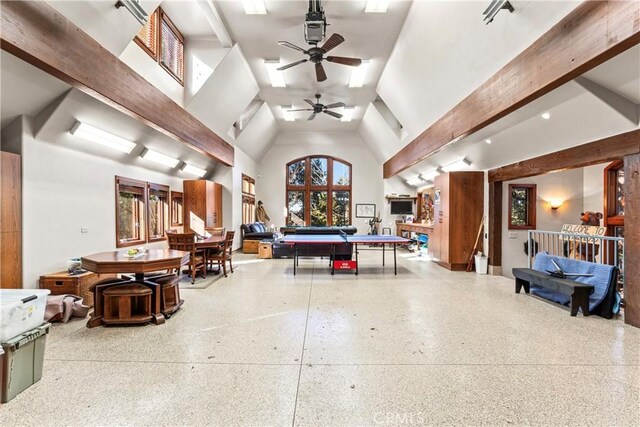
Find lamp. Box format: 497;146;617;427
548;199;564;210
181;163;207;177
140;148;179;168
441;158;471;172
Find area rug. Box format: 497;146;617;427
178;271;225;290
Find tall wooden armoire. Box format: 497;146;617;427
1;151;22;288
182;180;223;232
431;171;484;271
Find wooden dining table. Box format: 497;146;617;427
194;235;226;273
82;249;189;327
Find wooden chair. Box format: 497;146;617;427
207;231;235;277
167;231;206;284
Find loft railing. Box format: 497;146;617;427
527;230;625;285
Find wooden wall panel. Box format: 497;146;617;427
623;153;640;328
488;181;502;269
384;1;640;178
0;1;234;166
1;152;22;288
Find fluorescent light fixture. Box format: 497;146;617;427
282;106;295;122
406;176;423;186
420;169;442;181
341;107;355;122
442;158;472;172
242;0;266;14
365;0;390;13
140;148;179;168
69;121;136;153
264;59;286;88
485;138;492;144
419;181;435;189
182;163;207;177
541;112;551;120
349;60;369;88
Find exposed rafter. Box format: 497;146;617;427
0;0;234;166
383;0;640;179
197;0;234;48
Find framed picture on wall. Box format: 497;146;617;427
356;204;376;218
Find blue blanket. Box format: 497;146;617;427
531;252;617;314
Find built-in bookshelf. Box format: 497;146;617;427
242;174;256;224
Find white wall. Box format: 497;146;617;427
18;116;185;288
501;168;585;279
583;163;607;215
211;146;258;250
377;0;581;144
257;132;385;233
184;38;230;104
119;41;185;106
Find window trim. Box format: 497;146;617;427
158;10;185;85
133;7;185;86
147;182;170;243
115;176;147;248
170;190;184;227
508;183;537;230
285;155;352;226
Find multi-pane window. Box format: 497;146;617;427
508;184;536;230
286;156;352;226
134;8;184;85
116;177;146;247
242;174;256;224
170;191;183;227
115;176;171;247
147;183;169;241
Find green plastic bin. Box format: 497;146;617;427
1;323;50;403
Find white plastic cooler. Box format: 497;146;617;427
0;289;50;342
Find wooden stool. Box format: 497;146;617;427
102;284;153;325
152;275;184;318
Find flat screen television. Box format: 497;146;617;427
390;200;414;215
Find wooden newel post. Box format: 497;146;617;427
623;153;640;328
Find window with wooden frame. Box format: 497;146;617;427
115;176;147;248
170;191;183;227
508;184;536;230
147;182;169;242
286;156;352;226
242;174;256;224
134;8;184;85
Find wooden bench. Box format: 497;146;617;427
512;268;594;316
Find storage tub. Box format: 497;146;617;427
0;289;50;342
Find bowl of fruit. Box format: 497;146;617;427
124;248;145;258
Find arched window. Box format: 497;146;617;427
286;156;352;226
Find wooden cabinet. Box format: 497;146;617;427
183;180;223;232
1;152;21;288
431;172;484;271
39;271;116;307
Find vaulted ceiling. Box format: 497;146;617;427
2;0;638;176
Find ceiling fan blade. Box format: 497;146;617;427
320;33;345;53
304;99;315;107
288;109;314;112
277;41;307;53
277;59;308;71
315;63;327;82
324;102;346;109
307;112;317;121
326;56;362;67
323;110;343;119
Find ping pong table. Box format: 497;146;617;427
278;234;410;275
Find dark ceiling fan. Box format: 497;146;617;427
277;34;362;82
288;94;345;121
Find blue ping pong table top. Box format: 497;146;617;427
278;234;410;244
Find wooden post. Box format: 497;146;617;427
624;153;640;327
488;180;502;274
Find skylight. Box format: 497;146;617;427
242;0;267;15
341;107;355;122
365;0;390;13
349;60;369;88
265;59;286;88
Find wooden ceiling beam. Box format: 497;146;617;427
383;1;640;179
0;1;234;166
488;129;640;183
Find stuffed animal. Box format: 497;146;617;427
580;211;603;226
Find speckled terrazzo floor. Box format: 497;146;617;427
1;251;639;426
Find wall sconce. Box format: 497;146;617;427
548;199;564;210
